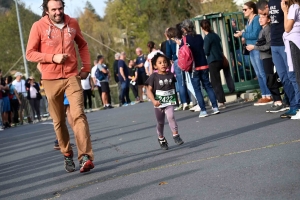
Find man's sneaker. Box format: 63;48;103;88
183;103;189;110
173;134;184;145
266;103;286;113
254;98;273;106
280;109;297;118
130;102;135;105
64;151;75;172
189;105;200;112
291;110;300;120
174;104;183;111
123;103;129;106
158;137;168;150
212;107;220;115
79;155;94;173
54;140;60;150
199;111;208;118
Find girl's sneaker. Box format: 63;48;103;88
173;134;184;145
199;111;208;118
158;137;168;150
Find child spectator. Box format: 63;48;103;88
145;52;184;150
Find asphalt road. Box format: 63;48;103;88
0;101;299;200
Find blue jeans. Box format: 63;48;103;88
190;69;218;111
249;49;271;97
174;60;188;104
271;46;300;110
121;80;131;104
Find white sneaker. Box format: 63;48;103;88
189;105;200;112
291;110;300;120
183;103;189;110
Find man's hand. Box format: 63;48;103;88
52;54;68;64
79;71;89;79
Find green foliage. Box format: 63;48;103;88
0;2;40;77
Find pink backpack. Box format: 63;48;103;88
177;36;194;71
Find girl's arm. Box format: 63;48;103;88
148;59;153;75
147;85;160;107
134;71;138;81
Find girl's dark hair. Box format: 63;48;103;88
147;41;155;53
151;53;171;70
200;20;213;33
175;23;183;39
166;27;178;39
42;0;65;17
244;1;258;14
7;76;13;84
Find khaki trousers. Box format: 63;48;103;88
43;76;94;161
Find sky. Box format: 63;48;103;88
20;0;106;17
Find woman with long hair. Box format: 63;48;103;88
235;1;272;106
145;41;163;75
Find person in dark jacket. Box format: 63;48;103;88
25;76;41;122
178;19;220;117
200;19;235;109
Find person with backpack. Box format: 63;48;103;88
6;76;21;126
177;19;220;117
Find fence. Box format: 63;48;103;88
191;12;260;94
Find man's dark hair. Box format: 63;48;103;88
41;0;65;17
97;55;104;62
256;0;268;11
7;76;13;84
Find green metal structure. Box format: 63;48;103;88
191;12;259;94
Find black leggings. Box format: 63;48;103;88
129;83;138;99
290;41;300;89
262;58;282;102
83;89;92;109
209;61;226;103
29;98;41;120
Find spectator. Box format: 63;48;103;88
282;0;300;119
145;41;164;75
91;60;104;107
25;76;42;122
26;0;94;173
257;0;300;118
160;28;169;55
128;60;139;101
113;53;123;106
39;79;49;117
135;48;147;102
6;76;21;126
118;52;134;106
179;19;220;117
166;27;191;111
200;19;235;109
81;73;94;112
0;70;4;130
235;1;272;106
247;14;285;113
12;72;32;124
96;55;114;109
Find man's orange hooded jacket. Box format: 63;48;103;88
26;14;90;80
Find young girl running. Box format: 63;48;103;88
145;53;184;150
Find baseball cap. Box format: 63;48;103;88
29;76;34;80
14;72;23;77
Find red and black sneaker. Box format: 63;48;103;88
79;155;94;173
64;151;75;172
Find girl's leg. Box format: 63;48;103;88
164;106;178;135
154;108;165;138
290;41;300;89
209;61;226;103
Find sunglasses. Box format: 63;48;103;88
243;8;248;12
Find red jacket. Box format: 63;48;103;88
26;14;90;80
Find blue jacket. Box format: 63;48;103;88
180;34;208;67
166;40;178;61
242;15;261;45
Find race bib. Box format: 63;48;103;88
155;89;176;108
